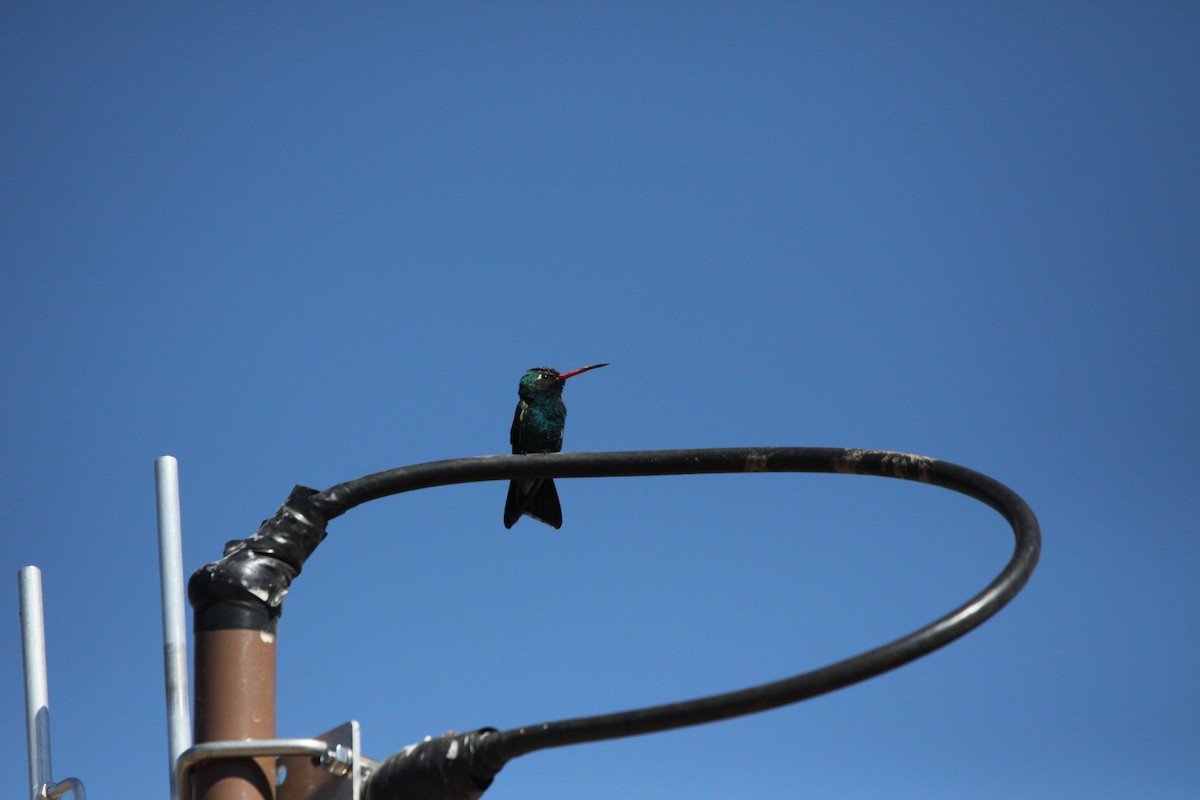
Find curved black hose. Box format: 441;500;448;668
312;448;1039;769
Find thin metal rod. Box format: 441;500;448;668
156;455;193;800
19;565;52;800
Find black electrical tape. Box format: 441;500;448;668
364;729;505;800
188;485;328;631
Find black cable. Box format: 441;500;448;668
312;447;1039;783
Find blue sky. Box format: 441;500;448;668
2;3;1196;798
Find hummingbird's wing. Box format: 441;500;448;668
504;479;525;527
510;402;526;453
511;402;564;453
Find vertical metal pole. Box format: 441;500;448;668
157;455;193;800
19;565;52;800
193;630;277;800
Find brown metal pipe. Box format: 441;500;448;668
185;487;324;800
192;628;277;800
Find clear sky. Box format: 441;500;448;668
3;4;1197;799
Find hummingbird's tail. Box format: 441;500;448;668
504;478;563;529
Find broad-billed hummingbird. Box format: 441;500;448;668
504;363;608;529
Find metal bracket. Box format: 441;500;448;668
279;722;373;800
177;722;375;800
36;778;86;800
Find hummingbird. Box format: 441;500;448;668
504;363;608;529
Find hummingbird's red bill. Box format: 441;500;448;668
556;363;609;381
